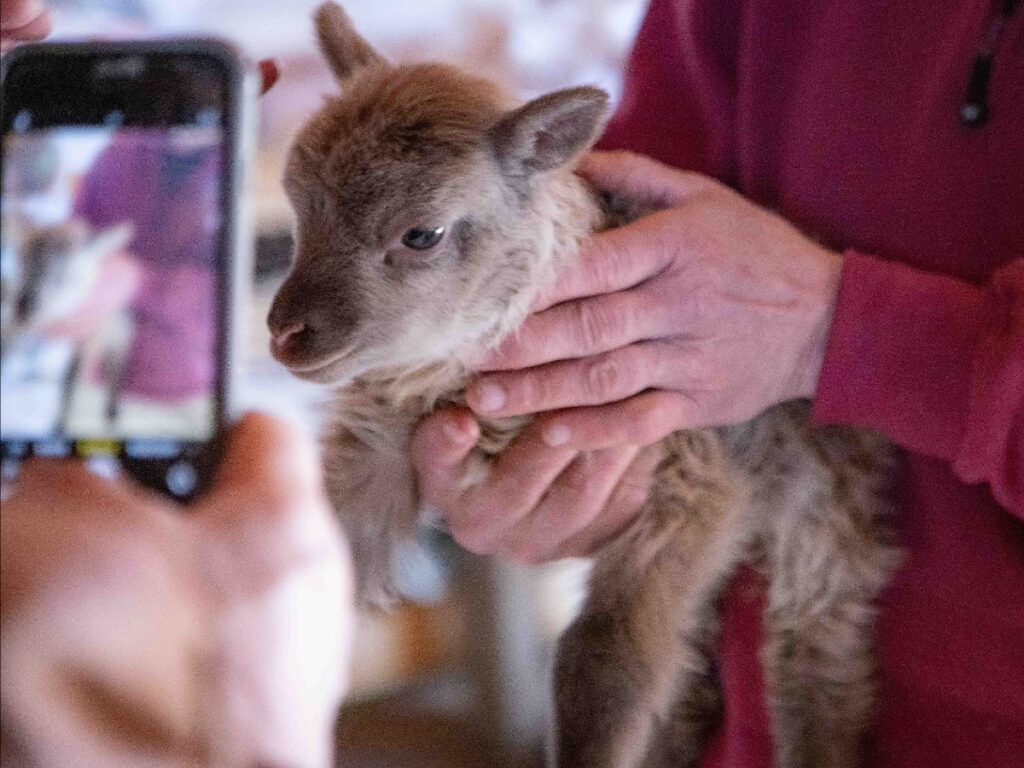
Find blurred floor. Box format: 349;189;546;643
335;669;544;768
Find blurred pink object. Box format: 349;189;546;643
41;249;140;340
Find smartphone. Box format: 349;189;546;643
0;40;255;500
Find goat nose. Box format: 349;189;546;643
271;321;307;350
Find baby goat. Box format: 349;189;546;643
269;4;900;767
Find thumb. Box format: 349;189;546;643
188;412;352;768
203;411;325;513
409;408;479;510
187;411;343;590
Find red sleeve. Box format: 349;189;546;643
596;0;743;184
812;253;1024;516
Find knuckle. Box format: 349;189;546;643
584;241;620;289
574;300;619;351
490;337;523;368
682;284;713;325
584;356;626;402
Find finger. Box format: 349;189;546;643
496;445;638;564
469;340;680;417
0;530;207;765
1;0;50;32
576;150;715;208
257;58;279;95
409;407;480;511
448;423;577;554
191;413;350;610
2;459;181;614
11;457;167;516
533;215;680;312
196;420;353;766
536;207;706;315
202;412;324;514
13;456;103;493
479;282;673;372
553;444;662;558
0;9;52;40
538;390;697;450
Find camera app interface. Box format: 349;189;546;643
1;119;224;459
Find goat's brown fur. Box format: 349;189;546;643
269;4;901;766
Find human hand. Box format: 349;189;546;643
410;407;661;563
410;151;840;564
0;0;52;48
0;1;280;97
1;413;352;768
466;150;843;449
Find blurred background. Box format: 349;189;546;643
34;1;646;765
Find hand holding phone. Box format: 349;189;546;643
1;40;254;499
1;413;352;768
0;0;53;50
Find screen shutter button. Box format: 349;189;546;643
166;461;198;497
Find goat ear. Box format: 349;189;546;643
488;86;609;179
314;2;387;82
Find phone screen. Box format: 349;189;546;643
1;46;242;497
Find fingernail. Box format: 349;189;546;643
543;424;571;447
473;381;506;413
442;418;473;444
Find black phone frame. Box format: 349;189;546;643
0;39;252;501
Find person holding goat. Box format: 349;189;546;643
412;1;1024;766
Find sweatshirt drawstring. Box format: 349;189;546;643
961;0;1021;125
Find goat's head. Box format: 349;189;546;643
268;1;609;384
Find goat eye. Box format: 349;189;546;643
401;226;445;250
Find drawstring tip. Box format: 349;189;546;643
959;101;988;126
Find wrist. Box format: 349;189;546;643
791;247;843;400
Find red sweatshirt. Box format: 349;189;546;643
598;0;1024;765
